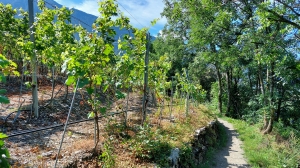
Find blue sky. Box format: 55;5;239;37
55;0;166;36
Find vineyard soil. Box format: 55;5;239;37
1;78;154;167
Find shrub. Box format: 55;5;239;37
129;123;172;167
0;133;10;168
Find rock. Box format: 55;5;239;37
200;127;206;134
42;151;53;157
208;121;216;127
195;129;201;135
75;150;82;155
211;121;215;125
71;134;78;138
194;130;200;139
168;148;180;168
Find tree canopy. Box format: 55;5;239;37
156;0;300;132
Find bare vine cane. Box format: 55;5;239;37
124;87;130;127
54;78;79;168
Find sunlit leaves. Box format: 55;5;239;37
0;54;19;82
33;0;76;73
103;44;113;56
0;136;10;167
0;53;10;167
0;133;7;139
88;111;95;118
65;76;76;86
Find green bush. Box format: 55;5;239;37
0;133;10;168
179;145;197;168
99;140;116;168
129;123;172;167
0;54;12;168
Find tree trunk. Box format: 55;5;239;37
216;64;223;115
263;114;274;134
152;89;157;107
263;61;275;134
185;92;189;116
94;113;100;148
258;63;268;130
233;77;240;118
64;84;69;101
93;85;100;148
50;66;55;108
29;0;39;117
255;74;259;95
248;68;253;95
124;87;130;127
275;86;285;122
226;69;231;116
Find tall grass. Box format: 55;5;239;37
224;117;300;168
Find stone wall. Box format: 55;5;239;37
168;120;220;167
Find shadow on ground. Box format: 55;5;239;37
211;119;250;168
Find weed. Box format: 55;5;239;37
99;139;116;168
0;133;10;168
129;123;172;167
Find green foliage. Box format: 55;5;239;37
159;0;300;133
0;54;17;103
0;2;28;60
179;145;197;168
0;55;10;166
151;25;190;77
0;133;10;168
129;123;172;167
0;54;19;84
99;140;116;168
209;82;218;109
0;44;17;168
175;69;206;103
115;90;126;99
147;54;172;100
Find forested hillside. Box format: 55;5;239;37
156;0;300;133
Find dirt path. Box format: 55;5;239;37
212;118;250;168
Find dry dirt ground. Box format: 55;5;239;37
212;119;250;168
0;77;151;167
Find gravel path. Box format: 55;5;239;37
212;118;250;168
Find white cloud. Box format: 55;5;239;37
117;0;167;28
55;0;99;16
54;0;166;35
